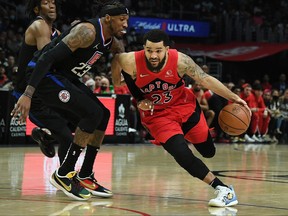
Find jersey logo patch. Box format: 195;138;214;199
165;70;174;77
93;43;100;49
87;51;103;65
58;90;70;103
140;73;149;78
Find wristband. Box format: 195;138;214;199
23;92;32;99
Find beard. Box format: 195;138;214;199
109;22;125;40
145;54;166;72
113;32;123;40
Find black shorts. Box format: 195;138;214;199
29;96;77;133
13;90;76;133
34;73;107;132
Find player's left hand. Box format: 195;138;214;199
11;95;31;123
137;99;154;111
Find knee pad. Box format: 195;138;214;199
194;133;216;158
163;134;210;180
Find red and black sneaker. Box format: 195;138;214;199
77;172;113;198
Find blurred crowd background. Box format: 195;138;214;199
1;0;288;144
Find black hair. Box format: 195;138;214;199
253;83;262;91
96;0;128;17
26;0;60;19
26;0;41;19
143;29;170;46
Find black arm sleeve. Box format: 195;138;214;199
15;43;37;93
121;70;144;101
28;41;73;88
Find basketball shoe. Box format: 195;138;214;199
32;127;55;157
50;170;91;201
208;185;238;207
77;172;113;198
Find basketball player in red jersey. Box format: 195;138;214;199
112;29;250;207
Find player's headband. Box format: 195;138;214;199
100;5;129;17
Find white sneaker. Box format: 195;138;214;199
261;135;271;143
128;128;137;133
231;137;239;143
252;134;262;142
271;136;278;144
244;134;255;143
208;185;238;207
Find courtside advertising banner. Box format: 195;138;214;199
129;17;210;37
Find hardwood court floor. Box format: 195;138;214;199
0;143;288;216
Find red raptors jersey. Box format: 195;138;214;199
135;49;194;111
134;49;206;144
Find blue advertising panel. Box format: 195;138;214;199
129;17;210;37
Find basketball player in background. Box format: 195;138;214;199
112;29;250;207
12;0;129;200
13;0;63;158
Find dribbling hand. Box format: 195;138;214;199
137;99;154;111
10;95;31;123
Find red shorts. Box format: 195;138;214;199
140;97;209;145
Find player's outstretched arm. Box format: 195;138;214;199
177;52;249;112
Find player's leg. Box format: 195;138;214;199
12;92;57;158
37;76;105;200
181;103;237;207
75;82;112;197
162;134;238;207
183;101;216;158
29;99;74;163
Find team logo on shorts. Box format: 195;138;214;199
58;90;70;103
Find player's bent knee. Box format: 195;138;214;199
201;148;215;158
103;106;110;122
96;107;110;131
78;109;104;133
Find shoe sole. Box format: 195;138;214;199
49;173;91;201
86;188;113;198
225;200;238;207
32;129;55;158
208;199;238;207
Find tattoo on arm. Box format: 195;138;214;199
24;85;35;98
110;39;125;55
196;65;209;80
181;54;195;77
64;25;95;50
178;52;208;81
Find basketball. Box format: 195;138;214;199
218;103;251;136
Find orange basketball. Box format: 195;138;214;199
218;103;251;136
